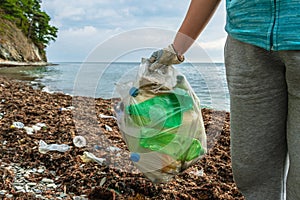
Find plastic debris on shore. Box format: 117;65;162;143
73;136;87;148
99;113;117;120
24;123;47;135
10;122;46;134
80;151;106;165
115;58;207;183
59;106;75;111
106;146;121;152
38;140;71;154
11;122;25;129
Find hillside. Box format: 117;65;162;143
0;16;46;63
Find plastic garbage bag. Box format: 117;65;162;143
115;58;207;183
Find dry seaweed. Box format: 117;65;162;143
0;76;244;200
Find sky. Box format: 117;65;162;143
41;0;227;63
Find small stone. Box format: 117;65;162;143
14;185;24;191
27;182;37;187
0;190;7;195
13;182;24;186
25;184;30;192
59;192;67;198
6;194;13;198
47;183;57;188
41;178;54;183
33;189;42;194
50;170;56;176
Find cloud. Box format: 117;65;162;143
42;0;190;29
42;1;227;62
199;37;226;50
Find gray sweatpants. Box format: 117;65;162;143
224;36;300;200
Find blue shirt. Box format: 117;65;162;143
225;0;300;51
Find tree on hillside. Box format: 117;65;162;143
0;0;58;49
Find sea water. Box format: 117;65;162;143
0;62;229;111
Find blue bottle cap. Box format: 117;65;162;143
94;145;101;150
129;87;139;97
130;152;140;162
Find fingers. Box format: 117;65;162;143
148;45;184;71
149;50;163;63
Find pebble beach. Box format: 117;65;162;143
0;76;245;200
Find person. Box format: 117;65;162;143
149;0;300;199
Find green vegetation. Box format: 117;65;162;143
0;0;58;50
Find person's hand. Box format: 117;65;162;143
149;44;184;71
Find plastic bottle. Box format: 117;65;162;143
11;122;24;129
126;86;204;161
129;87;156;103
139;128;205;161
38;140;70;154
126;89;193;128
129;151;181;183
174;75;189;90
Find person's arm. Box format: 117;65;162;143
173;0;221;56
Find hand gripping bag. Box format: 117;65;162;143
115;58;207;183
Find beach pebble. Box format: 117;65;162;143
0;190;7;195
46;183;57;188
14;185;25;191
59;192;68;198
41;178;54;183
27;182;37;187
105;124;113;131
5;194;13;198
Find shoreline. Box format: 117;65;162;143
0;60;58;67
0;76;244;199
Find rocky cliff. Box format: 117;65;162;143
0;17;46;63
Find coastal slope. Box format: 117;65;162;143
0;12;46;65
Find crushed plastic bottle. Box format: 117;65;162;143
24;127;34;135
24;123;47;134
11;122;25;129
126;89;193;128
38;140;70;154
139;128;205;161
80;151;105;165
